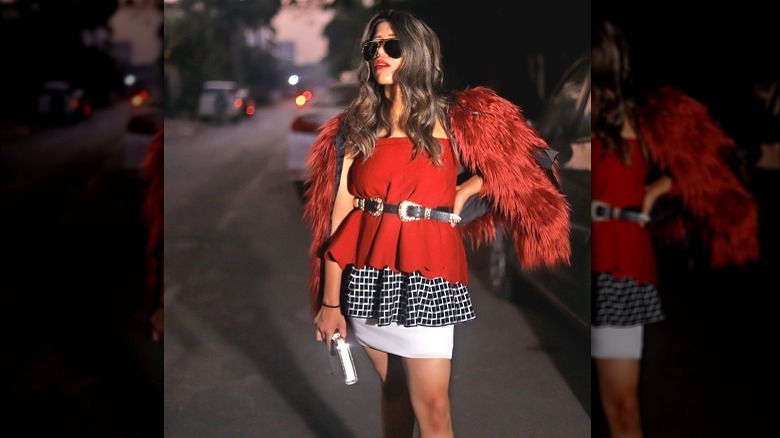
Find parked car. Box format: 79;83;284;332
123;89;163;181
197;80;247;123
486;54;591;330
36;80;92;124
286;80;359;197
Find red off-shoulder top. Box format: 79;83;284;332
326;137;469;285
591;136;657;284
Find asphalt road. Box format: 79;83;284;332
1;100;163;436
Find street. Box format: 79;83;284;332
1;100;162;436
5;95;770;437
0;96;589;437
163;100;591;437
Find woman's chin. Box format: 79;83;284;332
374;72;395;85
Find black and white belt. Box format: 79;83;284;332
591;200;650;223
353;197;462;225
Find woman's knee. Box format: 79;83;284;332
415;392;451;422
613;394;640;417
416;400;452;435
604;393;641;431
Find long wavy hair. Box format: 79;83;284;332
592;19;647;165
341;9;452;166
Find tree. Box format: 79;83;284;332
1;0;121;119
165;0;283;114
322;0;372;78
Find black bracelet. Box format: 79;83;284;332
322;302;340;309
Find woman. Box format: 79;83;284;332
591;20;670;438
303;9;570;437
591;20;759;437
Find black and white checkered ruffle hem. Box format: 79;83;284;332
592;272;665;327
345;265;476;327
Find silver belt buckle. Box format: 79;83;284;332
591;200;609;221
398;200;422;222
355;197;384;217
368;197;384;217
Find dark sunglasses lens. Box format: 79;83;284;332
384;39;402;58
362;41;378;61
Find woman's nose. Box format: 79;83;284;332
376;41;388;58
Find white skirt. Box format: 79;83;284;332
591;325;644;359
350;317;454;359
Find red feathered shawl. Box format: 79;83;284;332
142;129;164;306
640;86;759;268
303;86;571;315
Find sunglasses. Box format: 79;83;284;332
362;38;402;61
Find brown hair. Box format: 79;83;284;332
592;19;647;164
341;9;452;166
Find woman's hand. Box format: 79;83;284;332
454;174;484;226
314;306;348;350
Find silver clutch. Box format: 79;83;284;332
329;332;358;385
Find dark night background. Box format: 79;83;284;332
593;1;778;436
0;1;131;123
410;0;590;120
594;1;777;157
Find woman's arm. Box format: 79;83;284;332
315;155;354;347
453;174;484;223
642;174;673;217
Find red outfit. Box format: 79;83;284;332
591;87;761;285
591;87;759;328
303;87;571;315
591;137;657;285
326;137;469;284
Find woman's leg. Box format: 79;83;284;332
592;324;645;437
364;346;415;438
403;357;454;438
595;358;642;438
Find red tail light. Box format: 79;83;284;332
234;98;243;108
131;89;149;107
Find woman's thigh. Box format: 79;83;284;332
402;358;452;402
